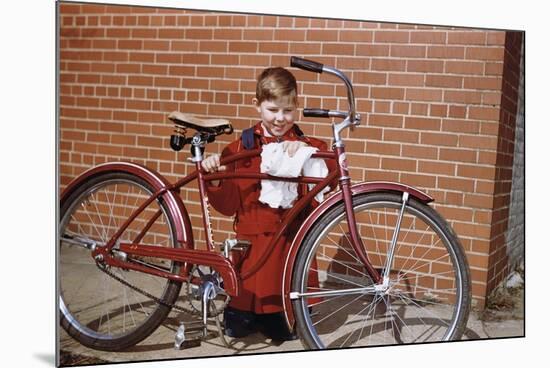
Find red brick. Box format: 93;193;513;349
426;75;462;88
371;58;406;72
401;173;436;188
458;135;498;149
402;144;438;159
464;194;494;209
418;160;455;176
410;31;446;44
185;28;212;39
445;61;484;75
384;129;419;143
487;31;506;46
405;88;443;102
457;164;496;180
464;76;502;91
466;47;505;61
438;206;474;222
323;43;354;55
274;29;306;41
407;60;444;73
442;119;479;134
381;157;417;172
392;102;410;114
468;106;501;121
427;46;465;59
366;142;401;156
438;176;475;192
368;114;403;128
356;44;390;56
131;28;156;38
306;30;338;41
290;43;321;55
447;31;486;45
388;73;424;86
390;45;426;58
482;92;503;106
440;148;477;163
214;28;243;40
430;104;447;117
371;87;405;100
374;31;409;43
355;71;387;85
339;30;373;42
411;103;428;116
444;90;482;104
243;29;273;41
404;116;441;131
421;132;457;147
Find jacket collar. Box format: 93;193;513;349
252;121;298;140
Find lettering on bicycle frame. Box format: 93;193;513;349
338;152;348;170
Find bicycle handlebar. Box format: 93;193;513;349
290;56;324;74
290;56;358;124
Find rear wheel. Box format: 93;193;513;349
59;171;184;351
292;192;471;349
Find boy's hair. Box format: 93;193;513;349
255;67;298;106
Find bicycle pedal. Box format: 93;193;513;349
221;238;251;258
174;322;205;350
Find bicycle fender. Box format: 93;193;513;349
61;161;194;249
281;181;433;329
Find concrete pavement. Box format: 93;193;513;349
59;305;524;365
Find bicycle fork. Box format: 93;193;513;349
337;150;410;287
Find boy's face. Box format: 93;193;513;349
255;99;296;137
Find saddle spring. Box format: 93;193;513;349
170;125;188;151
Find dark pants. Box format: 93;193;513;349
223;306;296;341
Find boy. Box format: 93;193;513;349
202;67;336;341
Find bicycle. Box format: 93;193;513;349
58;56;471;352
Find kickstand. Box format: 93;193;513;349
211;302;230;348
214;312;230;347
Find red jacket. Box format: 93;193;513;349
206;122;336;313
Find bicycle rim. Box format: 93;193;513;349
293;194;469;349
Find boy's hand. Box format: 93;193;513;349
282;141;308;157
201;154;227;173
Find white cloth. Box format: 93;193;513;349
259;142;329;209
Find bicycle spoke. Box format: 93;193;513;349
313;293;365;327
394;292;451;330
317;255;372;280
325;233;363;265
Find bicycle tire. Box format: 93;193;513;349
292;191;471;349
59;171;184;351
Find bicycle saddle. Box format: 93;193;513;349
168;111;233;135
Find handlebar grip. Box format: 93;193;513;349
303;108;331;118
290;56;324;74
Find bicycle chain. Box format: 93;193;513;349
96;262;195;315
96;262;229;317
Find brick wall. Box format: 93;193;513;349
486;32;524;293
58;2;523;307
505;38;525;271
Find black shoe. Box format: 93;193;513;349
223;307;257;338
257;312;298;341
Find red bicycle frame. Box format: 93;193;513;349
82;142;385;293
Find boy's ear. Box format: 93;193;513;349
252;98;261;112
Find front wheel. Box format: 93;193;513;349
292;192;471;349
